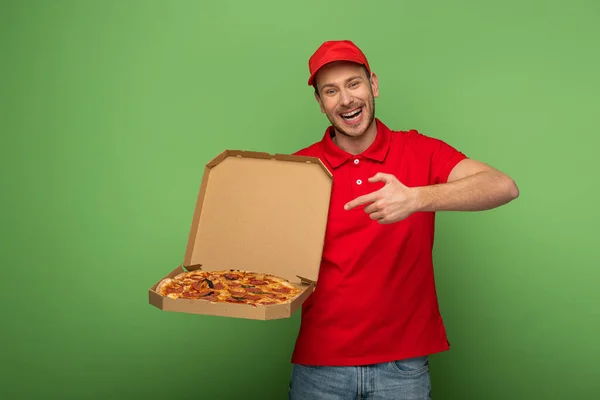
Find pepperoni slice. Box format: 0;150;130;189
165;285;183;294
245;287;265;294
224;273;240;280
192;279;214;290
226;297;245;303
249;279;268;285
243;294;262;301
272;287;291;293
213;282;224;290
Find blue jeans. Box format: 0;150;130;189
288;356;432;400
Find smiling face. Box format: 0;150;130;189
313;61;379;143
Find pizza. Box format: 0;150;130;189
155;269;303;307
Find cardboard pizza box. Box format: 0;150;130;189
148;149;333;320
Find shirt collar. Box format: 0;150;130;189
322;118;391;169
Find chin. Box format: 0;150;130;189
333;112;372;137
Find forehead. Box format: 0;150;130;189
315;61;367;86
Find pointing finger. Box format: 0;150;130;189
344;192;377;210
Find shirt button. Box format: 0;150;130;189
356;179;362;185
354;159;360;165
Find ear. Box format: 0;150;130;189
369;72;380;98
314;92;326;113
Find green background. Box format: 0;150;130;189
2;0;598;399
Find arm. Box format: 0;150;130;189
344;159;519;224
415;158;519;212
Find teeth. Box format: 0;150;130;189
342;108;362;118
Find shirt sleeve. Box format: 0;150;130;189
407;130;468;185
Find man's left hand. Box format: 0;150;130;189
344;173;420;224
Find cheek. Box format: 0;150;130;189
323;100;338;114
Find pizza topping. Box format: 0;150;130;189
245;287;266;294
165;285;183;294
192;279;214;291
226;297;246;303
266;293;285;300
249;279;268;285
156;270;303;306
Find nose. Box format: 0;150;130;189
339;89;354;107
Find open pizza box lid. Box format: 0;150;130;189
181;150;333;285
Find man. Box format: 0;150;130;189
288;40;519;400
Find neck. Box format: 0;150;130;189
333;120;378;155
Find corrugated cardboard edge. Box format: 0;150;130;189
205;150;332;177
182;149;332;280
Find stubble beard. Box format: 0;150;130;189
328;93;376;140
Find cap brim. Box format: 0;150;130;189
307;58;368;86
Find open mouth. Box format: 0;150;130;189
340;107;363;121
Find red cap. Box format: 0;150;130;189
307;40;371;86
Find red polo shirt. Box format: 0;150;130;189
291;118;467;366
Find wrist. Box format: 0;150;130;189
410;186;427;213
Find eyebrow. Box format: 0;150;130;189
320;75;364;90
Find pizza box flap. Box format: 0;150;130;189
182;150;333;284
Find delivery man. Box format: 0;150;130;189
288;40;519;400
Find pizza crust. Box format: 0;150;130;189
155;278;172;296
173;272;189;280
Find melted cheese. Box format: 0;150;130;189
159;269;303;305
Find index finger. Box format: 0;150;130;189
344;192;378;210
